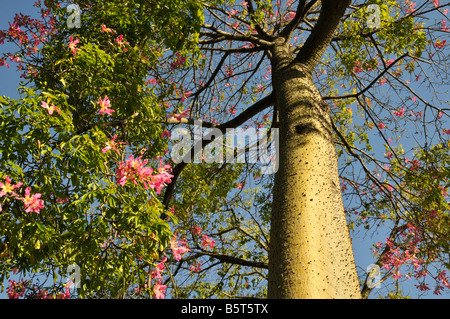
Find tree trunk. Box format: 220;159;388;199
267;38;361;298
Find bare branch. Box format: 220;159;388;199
162;92;276;209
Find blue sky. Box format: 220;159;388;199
0;0;449;299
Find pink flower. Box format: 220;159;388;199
170;237;190;261
379;77;387;85
441;19;449;32
146;78;157;86
443;129;450;135
115;34;129;50
161;130;171;138
378;122;386;130
169;108;190;122
386;59;395;66
56;286;71;299
151;257;167;279
437;270;450;288
116;155;151;186
405;0;416;13
353;61;364;74
116;155;173;194
41;101;60;115
6;280;27;299
439;184;448;196
170;53;186;70
200;234;216;250
102;135;123;154
97;95;115;115
180;91;192;102
416;283;430;291
286;11;296;20
8;54;21;63
153;280;167;299
433;0;439;7
434;39;446;49
189;261;203;273
0;58;10;68
0;175;23;197
228;9;238;19
393;106;405;117
191;225;202;236
434;285;444;295
101;24;114;33
21;187;44;213
225;65;234;77
68;36;79;55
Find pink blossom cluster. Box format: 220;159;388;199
189;261;203;273
115;34;129;51
434;39;446;49
441;19;449;32
404;0;416;13
170;236;190;261
374;221;450;295
151;257;167;279
6;276;71;299
0;6;57;78
190;225;216;250
377;236;423;275
153;280;167;299
200;234;216;250
0;175;44;214
393;106;405;117
170;52;186;70
6;279;28;299
68;36;80;55
33;287;70;299
168;108;190;122
145;257;168;298
116;155;173;194
22;187;45;213
225;65;235;77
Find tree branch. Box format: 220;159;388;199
246;0;273;40
322;53;408;100
191;250;268;269
162;92;276;209
294;0;351;70
279;0;320;39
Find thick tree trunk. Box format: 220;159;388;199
267;38;361;298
